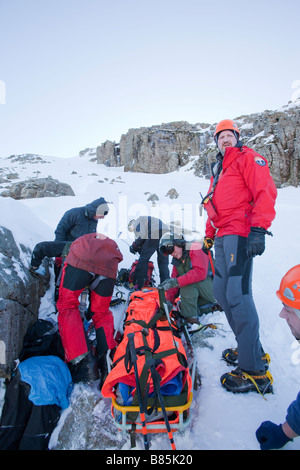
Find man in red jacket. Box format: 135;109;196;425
158;232;216;321
56;233;123;387
201;119;277;395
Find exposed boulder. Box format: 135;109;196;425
166;188;179;199
1;176;75;199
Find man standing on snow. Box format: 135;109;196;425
128;216;170;289
201;119;277;395
256;265;300;449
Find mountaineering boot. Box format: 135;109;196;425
222;347;271;370
220;367;273;395
95;327;109;390
97;354;109;390
68;351;100;384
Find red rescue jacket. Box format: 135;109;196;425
167;242;209;303
203;145;277;238
65;233;123;278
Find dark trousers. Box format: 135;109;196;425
134;239;169;289
0;371;60;450
213;235;265;371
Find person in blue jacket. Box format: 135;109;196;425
256;265;300;450
54;197;109;242
52;197;109;300
0;355;72;450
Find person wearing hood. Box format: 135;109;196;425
201;119;277;395
52;198;110;296
54;197;109;242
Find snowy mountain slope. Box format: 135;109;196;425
1;153;300;451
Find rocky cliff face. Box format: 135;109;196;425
96;100;300;187
0;227;50;376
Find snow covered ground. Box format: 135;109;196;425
1;151;300;451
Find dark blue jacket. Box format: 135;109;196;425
286;391;300;435
31;240;69;268
54;198;107;241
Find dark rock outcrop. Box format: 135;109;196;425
0;226;50;377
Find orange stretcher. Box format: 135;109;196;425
102;288;198;449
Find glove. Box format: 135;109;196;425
129;241;141;254
129;244;137;254
246;226;270;257
202;237;214;255
256;421;292;450
30;265;46;276
158;278;179;290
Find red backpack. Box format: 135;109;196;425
128;260;154;287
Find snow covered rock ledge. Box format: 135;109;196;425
0;226;50;377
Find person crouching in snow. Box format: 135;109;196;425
158;232;216;323
56;233;123;388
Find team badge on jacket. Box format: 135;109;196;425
254;156;266;166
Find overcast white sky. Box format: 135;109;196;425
1;0;300;158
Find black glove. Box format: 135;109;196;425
202;237;214;255
256;421;292;450
129;244;137;254
158;278;179;290
246;226;272;257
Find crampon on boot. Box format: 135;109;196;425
220;367;273;397
222;347;271;370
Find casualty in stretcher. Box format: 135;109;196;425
101;287;196;449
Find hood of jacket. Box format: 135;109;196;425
85;197;108;218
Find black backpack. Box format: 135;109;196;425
19;319;65;362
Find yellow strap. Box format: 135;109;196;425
241;370;273;401
263;353;271;365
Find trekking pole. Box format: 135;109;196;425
127;333;150;450
148;358;176;451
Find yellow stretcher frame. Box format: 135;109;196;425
111;392;193;434
109;355;197;435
